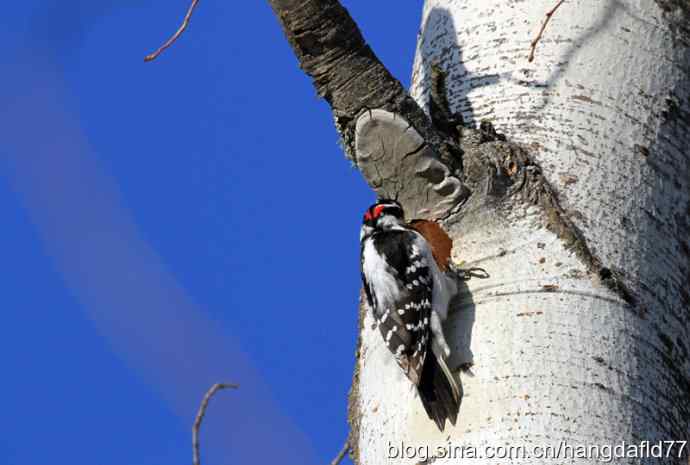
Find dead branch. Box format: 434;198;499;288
528;0;566;62
192;382;238;465
145;0;201;62
330;439;350;465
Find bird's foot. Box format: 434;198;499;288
448;262;489;281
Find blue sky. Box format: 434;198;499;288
1;2;423;464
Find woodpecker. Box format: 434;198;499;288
360;198;460;431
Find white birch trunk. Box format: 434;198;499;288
350;1;690;463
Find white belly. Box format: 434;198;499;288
362;239;401;313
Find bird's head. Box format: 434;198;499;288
360;199;405;240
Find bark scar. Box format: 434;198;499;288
451;122;638;307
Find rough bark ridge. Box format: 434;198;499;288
268;0;434;153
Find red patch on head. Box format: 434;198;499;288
372;204;386;219
364;211;372;222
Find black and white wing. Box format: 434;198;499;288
360;229;433;385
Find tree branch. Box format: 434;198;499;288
528;0;566;62
192;383;238;465
267;0;467;218
330;439;349;465
145;0;201;62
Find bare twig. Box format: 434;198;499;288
145;0;201;62
192;383;238;465
528;0;566;62
330;439;350;465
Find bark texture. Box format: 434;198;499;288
269;0;690;463
268;0;468;219
352;1;689;464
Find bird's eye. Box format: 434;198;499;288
373;205;386;218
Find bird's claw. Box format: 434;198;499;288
448;262;489;281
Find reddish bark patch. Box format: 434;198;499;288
409;219;453;271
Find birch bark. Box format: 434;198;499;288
350;1;690;463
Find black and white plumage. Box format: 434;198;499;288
360;199;460;431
